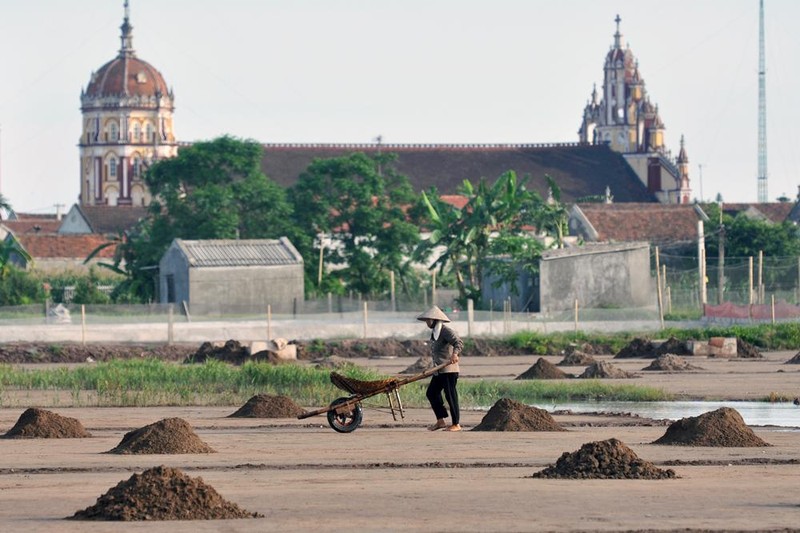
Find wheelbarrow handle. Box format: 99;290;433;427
393;362;450;387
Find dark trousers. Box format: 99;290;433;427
426;372;459;425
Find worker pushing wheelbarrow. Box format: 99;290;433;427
297;361;449;432
298;305;464;433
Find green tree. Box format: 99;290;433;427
704;203;800;258
0;193;12;216
70;267;113;305
114;136;295;302
415;171;561;305
288;152;419;297
0;266;43;305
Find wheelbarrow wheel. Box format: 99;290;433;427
327;397;363;433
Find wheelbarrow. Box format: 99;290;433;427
298;362;449;433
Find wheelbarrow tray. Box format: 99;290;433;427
297;362;449;432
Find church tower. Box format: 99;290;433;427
578;15;691;204
78;1;176;207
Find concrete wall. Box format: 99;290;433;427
188;264;304;315
539;244;654;313
57;206;91;234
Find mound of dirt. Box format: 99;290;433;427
107;418;215;454
472;398;565;432
68;465;261;521
652;407;770;447
614;338;655;359
0;343;196;364
188;340;248;363
293;337;527;360
655;336;692;356
642;354;704;372
2;408;91;439
516;357;572;380
579;361;636;379
736;338;762;359
228;394;305;418
569;342;614;355
400;355;433;374
557;350;597;366
786;352;800;364
531;438;676;479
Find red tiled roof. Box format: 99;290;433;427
258;143;657;203
576;203;702;247
2;220;62;234
14;234;117;260
77;205;148;235
717;202;794;224
440;195;469;209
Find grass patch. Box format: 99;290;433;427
508;323;800;353
0;359;670;408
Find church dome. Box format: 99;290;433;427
85;55;169;99
81;4;172;108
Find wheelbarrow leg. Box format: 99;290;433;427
386;391;398;421
394;389;405;420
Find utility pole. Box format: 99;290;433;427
757;0;768;202
717;202;725;304
698;163;704;202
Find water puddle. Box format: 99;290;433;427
532;400;799;428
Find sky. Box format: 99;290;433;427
1;0;799;214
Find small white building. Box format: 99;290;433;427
158;238;304;315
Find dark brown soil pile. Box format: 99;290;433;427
569;342;614;355
186;340;282;365
642;354;704;372
107;418;216;454
228;394;305;418
557;350;597;366
579;361;636;379
2;408;91;439
654;336;692;356
293;337;528;360
400;355;433;374
0;343;196;364
516;357;572;379
68;465;261;520
736;338;763;359
614;337;655;359
531;438;676;479
472;398;565;431
786;351;800;364
652;407;770;447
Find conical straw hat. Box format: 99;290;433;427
416;305;450;322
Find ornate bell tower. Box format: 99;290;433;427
78;1;177;207
578;15;691;204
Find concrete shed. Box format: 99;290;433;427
159;238;304;315
538;242;654;313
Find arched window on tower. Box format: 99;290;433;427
133;123;142;142
109;158;117;179
145;123;154;143
133;156;142;178
109;122;119;142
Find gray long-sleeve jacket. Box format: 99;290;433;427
429;324;464;374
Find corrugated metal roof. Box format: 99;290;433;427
177;238;302;268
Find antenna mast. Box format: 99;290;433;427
757;0;768;202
